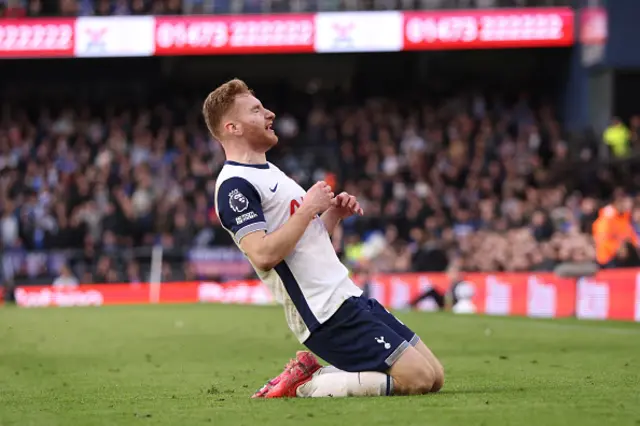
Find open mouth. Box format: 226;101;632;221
266;123;274;132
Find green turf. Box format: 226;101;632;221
1;303;639;426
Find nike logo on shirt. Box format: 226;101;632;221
270;183;278;193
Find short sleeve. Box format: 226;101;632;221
216;177;267;242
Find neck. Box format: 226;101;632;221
224;146;267;165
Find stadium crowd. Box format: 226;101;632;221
0;0;572;17
1;82;640;286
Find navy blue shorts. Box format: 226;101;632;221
303;296;420;373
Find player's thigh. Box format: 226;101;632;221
304;297;410;374
367;297;444;391
369;300;443;368
387;345;437;395
367;298;420;346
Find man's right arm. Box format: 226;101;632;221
240;205;317;270
217;179;333;271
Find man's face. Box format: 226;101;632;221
614;194;633;213
227;93;277;151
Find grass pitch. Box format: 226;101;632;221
0;303;639;426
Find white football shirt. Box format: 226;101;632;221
215;160;362;342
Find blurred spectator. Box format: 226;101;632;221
1;0;26;17
611;240;640;269
409;229;448;272
59;0;78;14
1;200;20;248
592;194;639;268
603;117;631;159
125;260;143;283
579;197;599;234
52;264;79;288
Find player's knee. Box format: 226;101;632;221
430;361;445;393
403;362;436;395
390;346;442;395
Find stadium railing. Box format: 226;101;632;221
0;245;254;287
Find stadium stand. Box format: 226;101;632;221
1;48;639;289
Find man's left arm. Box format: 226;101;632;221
320;192;363;236
321;208;343;236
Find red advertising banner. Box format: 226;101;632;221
13;281;269;307
465;273;576;318
0;19;75;58
576;269;638;321
154;14;315;56
362;272;576;318
15;283;150;307
197;280;273;305
13;269;640;322
403;8;574;51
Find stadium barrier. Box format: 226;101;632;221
0;7;574;59
8;268;640;322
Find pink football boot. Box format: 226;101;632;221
252;351;321;398
251;376;282;399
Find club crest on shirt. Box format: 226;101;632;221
229;189;249;213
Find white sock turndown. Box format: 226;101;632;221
296;368;393;398
314;365;343;375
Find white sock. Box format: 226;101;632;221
296;371;393;397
